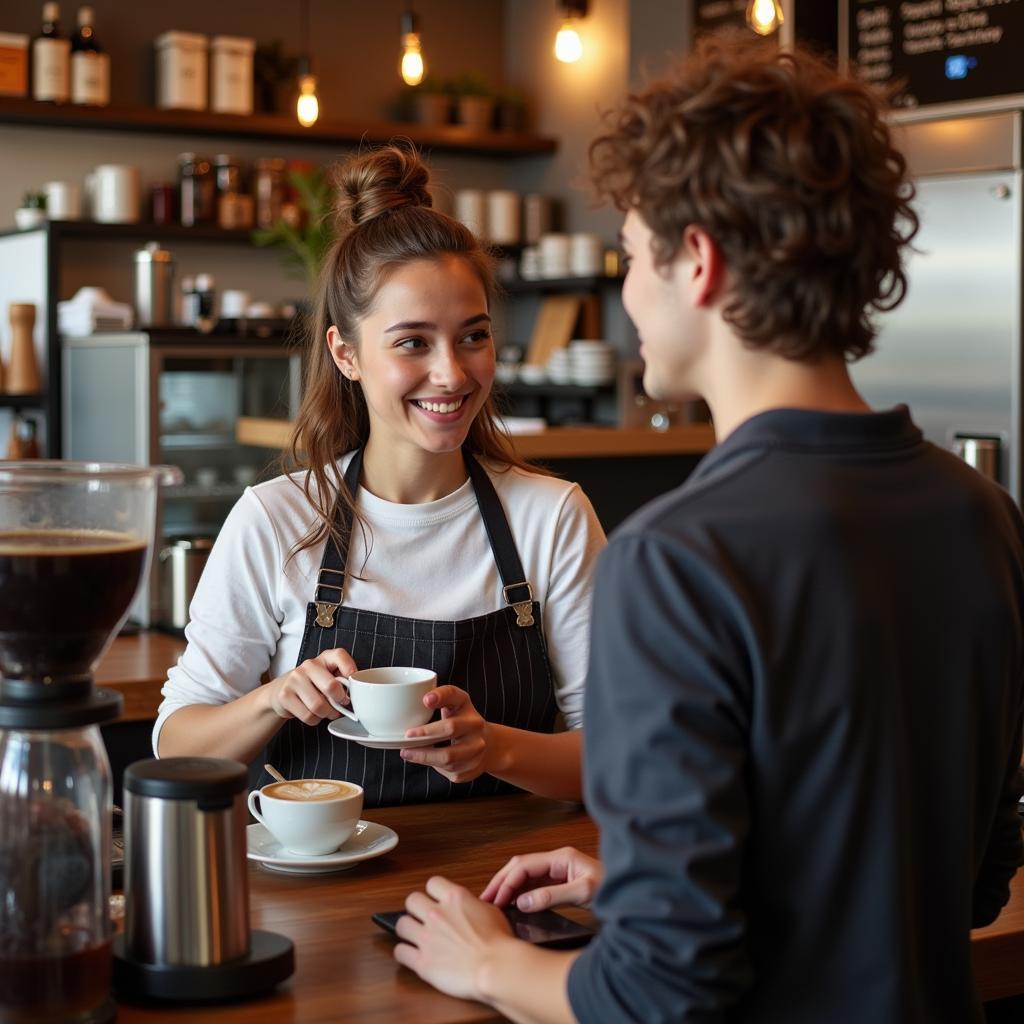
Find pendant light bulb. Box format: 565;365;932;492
746;0;784;36
554;19;583;63
297;72;319;127
400;9;425;86
401;34;425;86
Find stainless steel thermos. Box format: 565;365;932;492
133;241;175;326
123;757;250;967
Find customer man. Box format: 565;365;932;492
393;35;1024;1023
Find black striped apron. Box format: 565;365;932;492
262;449;558;806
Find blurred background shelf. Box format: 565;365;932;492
0;97;558;158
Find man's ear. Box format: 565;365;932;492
680;224;726;308
327;325;359;381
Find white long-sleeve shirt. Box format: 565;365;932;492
154;455;606;753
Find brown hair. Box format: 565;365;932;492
289;144;535;558
589;34;919;362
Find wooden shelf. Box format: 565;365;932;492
0;96;558;157
236;416;716;459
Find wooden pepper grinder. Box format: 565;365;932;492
7;302;41;394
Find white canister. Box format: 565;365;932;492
210;35;255;115
87;164;140;224
220;289;250;319
454;189;487;239
44;180;82;220
570;232;603;277
539;233;571;278
155;30;208;111
486;190;520;245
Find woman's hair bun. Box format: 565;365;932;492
334;145;433;233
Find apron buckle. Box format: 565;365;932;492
512;601;535;628
315;602;339;628
503;581;535;628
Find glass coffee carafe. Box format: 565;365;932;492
0;461;179;1024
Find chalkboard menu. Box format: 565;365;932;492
849;0;1024;107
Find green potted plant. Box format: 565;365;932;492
495;86;527;133
452;72;495;133
15;191;46;230
411;74;453;127
251;167;334;299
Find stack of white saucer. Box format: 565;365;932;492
569;340;616;386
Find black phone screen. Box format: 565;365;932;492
372;905;595;950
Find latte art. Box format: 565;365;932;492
264;780;356;802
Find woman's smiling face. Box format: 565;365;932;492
329;255;496;458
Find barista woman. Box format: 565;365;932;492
154;146;605;805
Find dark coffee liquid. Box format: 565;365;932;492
0;529;147;681
0;940;112;1021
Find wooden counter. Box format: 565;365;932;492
96;637;1024;1009
236;415;717;460
116;795;597;1023
107;792;1024;1021
97;633;184;722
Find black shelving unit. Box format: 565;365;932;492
0;393;44;409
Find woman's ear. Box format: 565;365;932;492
327;325;359;381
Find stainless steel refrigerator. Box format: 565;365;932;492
852;107;1022;502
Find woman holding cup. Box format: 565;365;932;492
155;145;605;805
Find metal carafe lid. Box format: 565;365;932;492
134;240;173;263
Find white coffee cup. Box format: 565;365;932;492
329;666;437;737
247;778;363;856
45;181;82;220
87;164;140;223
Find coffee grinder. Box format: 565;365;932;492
0;461;179;1024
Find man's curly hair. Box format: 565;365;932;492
590;35;919;362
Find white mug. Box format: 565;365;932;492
87;164;140;224
45;180;81;220
329;666;436;737
247;778;363;856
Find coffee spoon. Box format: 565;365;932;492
264;763;287;784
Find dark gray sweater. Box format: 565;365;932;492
567;406;1024;1023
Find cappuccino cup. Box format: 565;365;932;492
329;666;436;737
247;778;363;856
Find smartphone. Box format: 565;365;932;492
372;905;596;950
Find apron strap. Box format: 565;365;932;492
312;448;364;626
313;448;536;629
464;452;536;628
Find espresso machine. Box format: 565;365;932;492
0;461;177;1023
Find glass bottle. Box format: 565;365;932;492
70;5;109;106
32;1;70;103
178;153;216;228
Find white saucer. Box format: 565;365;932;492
246;820;398;875
327;716;439;750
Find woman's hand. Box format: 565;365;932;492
267;647;356;725
400;685;488;784
394;876;516;1002
480;846;603;911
